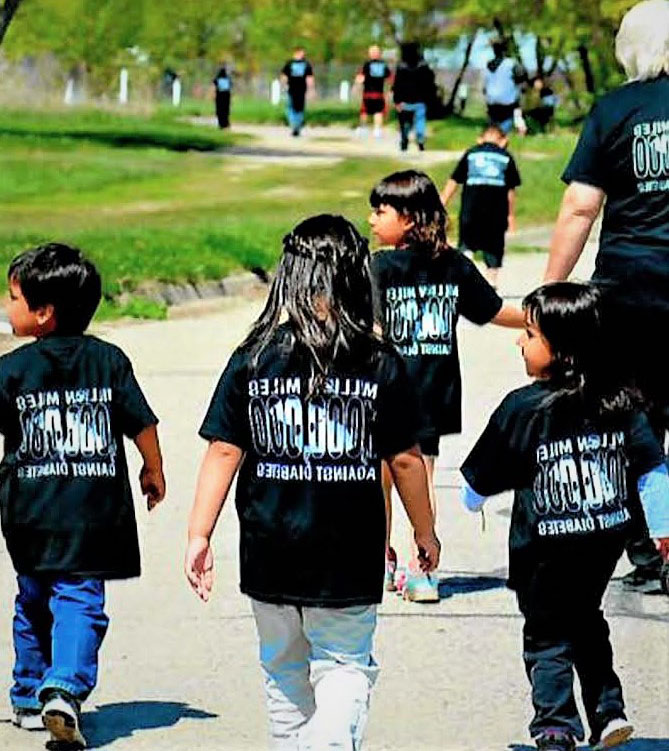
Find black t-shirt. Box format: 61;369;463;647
0;336;158;578
281;58;314;99
361;60;391;95
451;142;521;241
392;61;435;104
199;325;418;607
462;382;664;597
562;76;669;305
213;69;231;94
371;247;502;436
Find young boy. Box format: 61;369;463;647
0;243;165;749
441;124;521;289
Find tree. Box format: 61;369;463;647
0;0;23;47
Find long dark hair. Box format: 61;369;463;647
243;214;378;393
523;282;640;414
369;170;448;256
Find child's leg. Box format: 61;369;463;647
519;600;585;741
573;608;627;744
11;575;52;712
408;453;437;572
39;577;109;703
251;600;314;749
301;604;379;750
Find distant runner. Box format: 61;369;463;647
355;45;392;139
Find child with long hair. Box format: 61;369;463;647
185;214;440;750
462;282;669;751
369;169;523;601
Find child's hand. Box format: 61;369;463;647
140;465;165;510
507;215;516;234
654;537;669;561
414;529;441;572
185;536;214;602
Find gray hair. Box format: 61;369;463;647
615;0;669;80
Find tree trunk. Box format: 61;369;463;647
444;33;475;116
0;0;23;47
535;36;545;78
577;43;596;94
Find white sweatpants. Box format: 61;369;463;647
251;599;379;750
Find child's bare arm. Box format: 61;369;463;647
133;424;165;510
491;304;525;328
441;179;459;206
185;441;244;601
507;189;516;233
387;446;441;571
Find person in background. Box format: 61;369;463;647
484;37;527;134
355;45;393;139
392;42;436;152
281;47;315;137
212;64;232;129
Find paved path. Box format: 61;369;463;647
0;247;668;751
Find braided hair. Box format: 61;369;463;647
243;214;379;394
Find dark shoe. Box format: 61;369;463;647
291;128;300;137
536;729;575;751
621;566;662;593
42;690;86;749
400;139;408;151
418;142;425;151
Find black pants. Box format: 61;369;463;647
597;289;667;573
216;93;230;128
516;553;625;741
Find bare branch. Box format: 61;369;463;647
0;0;23;47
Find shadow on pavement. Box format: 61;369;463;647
510;739;669;751
83;700;217;748
438;574;507;599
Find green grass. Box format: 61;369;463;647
0;105;579;319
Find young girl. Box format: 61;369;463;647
368;169;523;601
461;282;669;751
185;214;440;750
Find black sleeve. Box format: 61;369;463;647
0;366;11;436
305;61;314;76
114;352;158;438
199;350;249;449
450;152;468;184
375;352;419;459
281;62;290;77
626;411;666;478
457;254;504;324
392;67;405;103
506;156;521;189
370;253;384;326
561;104;605;189
461;396;519;495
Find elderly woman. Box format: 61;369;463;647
545;0;669;593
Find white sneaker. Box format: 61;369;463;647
11;707;45;731
42;691;86;749
594;718;633;750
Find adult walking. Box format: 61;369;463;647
544;0;669;592
281;46;315;137
212;64;232;129
484;38;526;134
392;42;436;152
355;45;392;139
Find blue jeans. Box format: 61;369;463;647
286;94;306;133
398;102;426;145
11;575;109;710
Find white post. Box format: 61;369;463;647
64;78;75;105
339;80;350;102
271;78;281;105
172;77;182;106
119;67;129;104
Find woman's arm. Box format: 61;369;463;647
544;182;605;282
